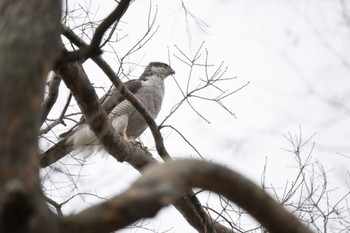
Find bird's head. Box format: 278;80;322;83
140;62;175;80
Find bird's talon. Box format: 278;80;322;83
121;133;142;147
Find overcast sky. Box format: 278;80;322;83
42;1;350;232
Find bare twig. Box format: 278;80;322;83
40;93;72;135
61;0;131;62
263;128;350;232
161;43;244;126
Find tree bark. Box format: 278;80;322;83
0;1;61;232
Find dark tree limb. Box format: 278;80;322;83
62;159;313;233
61;0;131;62
0;0;61;232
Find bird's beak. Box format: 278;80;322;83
170;68;175;75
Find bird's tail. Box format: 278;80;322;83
40;125;102;167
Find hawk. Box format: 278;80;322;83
41;62;175;166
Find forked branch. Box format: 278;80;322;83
60;0;131;62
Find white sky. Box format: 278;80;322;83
42;0;350;232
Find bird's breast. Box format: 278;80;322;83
109;77;165;138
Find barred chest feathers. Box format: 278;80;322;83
139;75;165;118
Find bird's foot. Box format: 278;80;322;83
122;132;146;149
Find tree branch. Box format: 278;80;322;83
62;159;313;233
40;73;62;125
61;0;131;62
39;92;72;135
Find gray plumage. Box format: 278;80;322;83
41;62;174;165
68;62;175;148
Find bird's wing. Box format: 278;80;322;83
59;79;142;138
101;79;142;115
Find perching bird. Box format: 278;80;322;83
40;62;175;166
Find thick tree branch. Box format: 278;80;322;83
61;0;131;62
62;159;313;233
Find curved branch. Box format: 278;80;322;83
61;0;131;62
62;159;313;233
